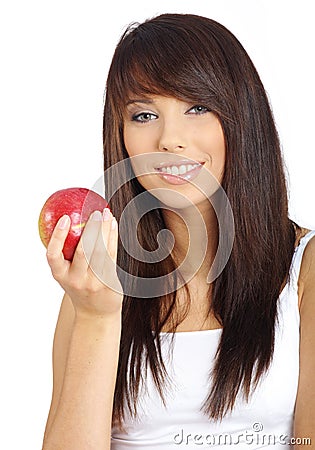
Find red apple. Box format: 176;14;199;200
38;187;109;261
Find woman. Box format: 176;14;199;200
42;14;315;449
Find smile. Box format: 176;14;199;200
154;161;205;185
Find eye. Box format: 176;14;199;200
132;112;158;123
186;105;210;115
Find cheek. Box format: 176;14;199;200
123;127;137;157
123;126;156;191
123;125;155;157
200;122;226;181
213;129;226;176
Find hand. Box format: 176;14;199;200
46;208;124;319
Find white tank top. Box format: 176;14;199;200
111;230;315;449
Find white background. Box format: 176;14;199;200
1;0;314;448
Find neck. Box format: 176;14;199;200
161;201;219;283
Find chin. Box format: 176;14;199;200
151;188;211;212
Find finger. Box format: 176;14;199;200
89;208;119;287
70;210;102;277
107;215;119;263
104;213;122;293
88;208;113;276
46;215;71;280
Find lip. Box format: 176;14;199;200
154;161;205;185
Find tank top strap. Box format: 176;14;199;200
289;229;315;290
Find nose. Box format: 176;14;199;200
158;120;187;153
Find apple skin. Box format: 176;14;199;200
38;187;109;261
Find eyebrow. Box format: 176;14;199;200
126;98;154;106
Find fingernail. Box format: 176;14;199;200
111;217;117;230
92;210;102;221
103;208;111;221
58;215;70;229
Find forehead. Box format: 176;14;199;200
124;94;194;110
126;97;155;106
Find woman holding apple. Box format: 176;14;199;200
42;14;315;449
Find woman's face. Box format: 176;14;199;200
123;95;226;210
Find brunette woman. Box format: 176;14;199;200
42;14;315;449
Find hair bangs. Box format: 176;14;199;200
109;20;224;114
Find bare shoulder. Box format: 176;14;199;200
294;228;315;438
298;227;315;293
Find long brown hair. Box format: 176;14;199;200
103;13;299;426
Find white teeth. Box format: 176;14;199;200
179;165;187;175
158;164;199;175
